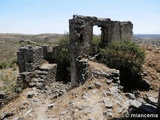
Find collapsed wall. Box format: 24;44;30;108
17;46;43;73
69;15;133;87
16;15;133;88
16;46;57;91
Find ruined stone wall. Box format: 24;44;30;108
38;64;57;85
42;45;60;62
99;21;133;46
17;46;43;73
17;46;57;91
17;15;133;88
69;15;94;87
69;15;133;87
120;22;133;41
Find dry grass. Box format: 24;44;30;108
0;68;18;93
141;45;160;91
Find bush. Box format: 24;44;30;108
9;57;17;68
92;34;101;52
103;40;145;90
0;61;8;69
11;63;17;71
0;58;18;70
59;32;69;47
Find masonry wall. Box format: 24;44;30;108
120;22;133;41
17;15;133;89
69;16;94;87
69;15;133;87
17;46;57;91
17;46;43;73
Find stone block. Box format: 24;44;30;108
0;92;5;100
39;63;57;84
17;46;43;73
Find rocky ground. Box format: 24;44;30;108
0;59;159;120
142;45;160;91
0;34;160;120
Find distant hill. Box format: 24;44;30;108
134;34;160;47
0;33;63;62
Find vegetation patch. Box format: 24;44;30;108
0;61;8;69
96;40;145;90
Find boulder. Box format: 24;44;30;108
146;96;158;106
94;81;102;88
27;91;35;98
139;79;150;90
125;93;136;100
1;111;14;120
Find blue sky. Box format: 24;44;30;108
0;0;159;34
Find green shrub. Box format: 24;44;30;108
0;61;8;69
11;63;17;71
59;32;69;47
93;34;101;45
103;40;145;90
9;57;17;68
92;34;101;52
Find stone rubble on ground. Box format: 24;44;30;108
0;15;160;120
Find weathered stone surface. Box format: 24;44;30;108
94;81;102;88
1;111;14;120
125;93;136;100
109;86;119;97
16;44;59;91
129;103;158;115
39;64;57;84
17;72;34;89
91;69;120;86
24;108;33;117
129;100;142;108
48;104;54;109
69;15;132;87
102;98;113;109
27;91;35;98
87;84;94;89
140;79;150;90
17;46;43;73
16;47;57;90
106;79;112;84
146;96;158;106
0;92;5;100
88;117;96;120
76;58;89;85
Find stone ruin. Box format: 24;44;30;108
16;15;133;90
69;15;133;87
16;46;57;90
13;14;160;117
